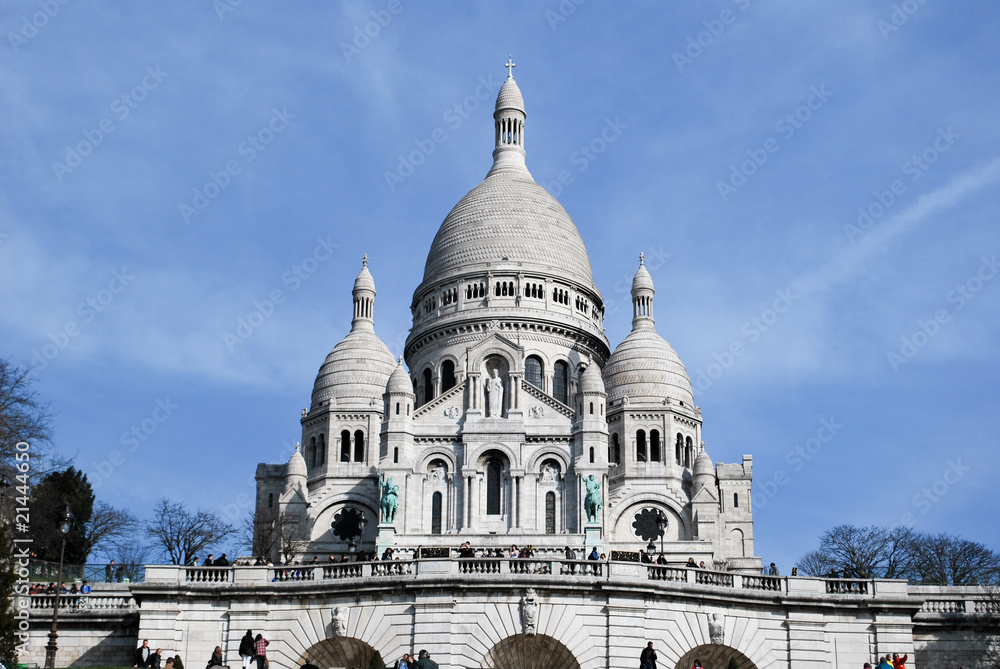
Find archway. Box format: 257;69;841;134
674;644;758;669
297;636;378;669
483;633;580;669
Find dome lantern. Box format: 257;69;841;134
631;252;655;330
488;56;529;177
352;254;376;332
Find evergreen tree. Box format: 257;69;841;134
29;467;94;564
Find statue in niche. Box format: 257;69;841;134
708;612;724;644
521;588;538;636
379;471;399;523
584;474;602;523
485;368;504;417
540;463;558;485
332;606;349;637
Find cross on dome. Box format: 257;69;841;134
639;252;645;266
362;253;369;267
505;56;516;79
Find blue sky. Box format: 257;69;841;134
2;1;998;570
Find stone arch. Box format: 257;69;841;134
674;644;758;669
607;496;690;544
415;448;457;473
482;633;581;669
524;448;570;473
466;441;519;470
296;637;378;669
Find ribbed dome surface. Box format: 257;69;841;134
286;447;307;478
495;77;524;112
422;170;594;286
580;361;605;394
353;264;375;292
312;330;396;407
603;328;694;406
694;449;714;478
386;359;413;395
632;263;654;293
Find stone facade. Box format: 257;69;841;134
254;64;756;570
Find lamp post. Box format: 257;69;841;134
44;504;73;669
657;512;668;555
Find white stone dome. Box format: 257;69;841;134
286;445;307;479
579;360;605;395
386;358;413;395
421;169;595;287
312;330;396;408
631;262;654;294
353;263;375;292
603;328;694;407
495;76;524;113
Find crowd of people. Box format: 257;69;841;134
866;654;907;669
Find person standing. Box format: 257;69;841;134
207;646;224;669
238;630;255;669
133;640;152;668
413;650;437;669
640;641;657;669
253;633;269;669
148;649;163;669
891;653;908;668
107;560;116;583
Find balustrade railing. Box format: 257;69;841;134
28;593;137;611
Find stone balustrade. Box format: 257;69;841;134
137;560;927;600
27;592;138;612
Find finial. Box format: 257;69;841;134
295;441;301;453
362;253;368;267
639;251;645;266
505;56;516;79
398;355;403;364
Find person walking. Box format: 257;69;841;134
207;646;224;669
238;630;255;669
640;641;657;669
413;650;437;669
133;640;152;668
253;633;269;669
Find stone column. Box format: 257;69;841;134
412;597;455;669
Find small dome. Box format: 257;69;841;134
353;259;375;293
631;262;654;295
495;76;524;113
286;445;307;479
312;330;396;408
694;448;714;478
579;360;605;395
603;329;694;406
386;358;413;395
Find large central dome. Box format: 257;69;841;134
422;169;595;286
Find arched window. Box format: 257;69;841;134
612;434;621;464
675;434;683;465
441;360;456;392
309;437;316;468
589;446;595;464
354;429;365;462
650;429;660;463
685;436;693;468
422;368;433;404
393;447;399;464
317;434;326;465
553;360;569;404
486;459;502;515
733;492;739;509
636;429;647;462
431;492;443;535
545;492;556;534
525;355;543;389
589;401;594;415
395;401;400;415
341;430;351;462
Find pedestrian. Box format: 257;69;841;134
891;653;908;668
134;639;152;668
686;557;697;568
639;641;657;669
205;554;215;567
239;630;255;669
564;546;576;573
214;553;230;567
393;653;411;669
148;649;163;669
768;562;779;576
81;580;92;594
877;657;892;669
107;560;116;583
253;633;269;669
690;660;703;669
458;542;475;558
413;650;437;669
207;645;224;669
116;563;125;582
301;658;319;669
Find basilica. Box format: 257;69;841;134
254;63;758;570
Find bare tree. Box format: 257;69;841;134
84;501;139;560
250;507;307;563
107;541;153;582
798;525;905;578
0;358;65;494
146;498;235;565
908;533;1000;586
